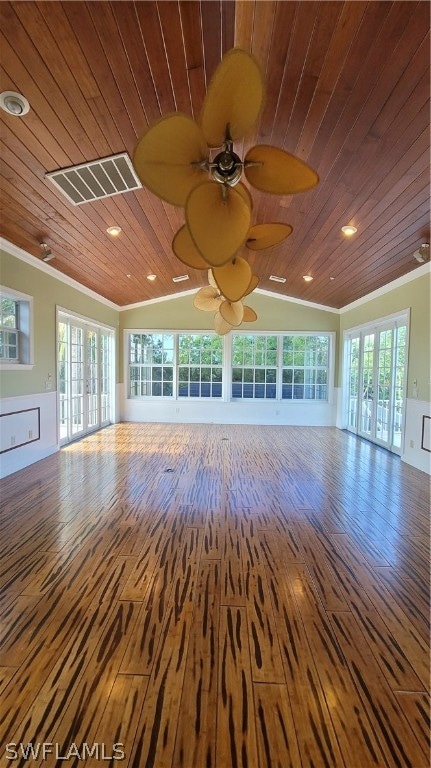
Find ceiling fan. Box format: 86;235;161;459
133;48;319;333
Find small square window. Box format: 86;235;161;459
0;288;33;368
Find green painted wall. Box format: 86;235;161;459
119;291;340;383
0;248;119;398
2;244;429;405
339;272;430;400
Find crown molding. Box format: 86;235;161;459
255;288;339;313
340;263;430;313
2;237;429;317
120;288;198;310
0;238;120;310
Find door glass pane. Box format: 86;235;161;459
392;325;406;449
87;330;98;428
100;333;111;424
348;337;360;430
71;325;84;435
377;328;392;445
361;334;374;436
58;322;69;441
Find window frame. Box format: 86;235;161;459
280;333;331;402
129;331;175;398
125;329;335;404
177;332;224;399
231;333;278;400
0;286;34;370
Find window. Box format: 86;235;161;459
0;298;18;361
126;330;333;402
129;333;174;397
127;331;224;399
281;335;329;400
0;287;33;369
232;335;277;398
178;334;223;397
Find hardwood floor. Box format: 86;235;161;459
0;423;429;768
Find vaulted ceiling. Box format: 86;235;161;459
0;1;429;308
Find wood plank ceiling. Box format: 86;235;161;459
0;1;429;309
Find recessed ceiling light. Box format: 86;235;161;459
126;273;131;278
107;226;122;236
341;225;357;236
147;274;157;281
0;91;30;116
172;274;189;282
269;275;286;283
303;274;313;282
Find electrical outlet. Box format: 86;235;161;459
409;439;414;448
10;436;15;446
46;380;52;390
28;429;33;439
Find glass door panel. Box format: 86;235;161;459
376;328;393;446
100;332;111;425
71;324;85;437
86;329;99;429
347;336;360;430
392;325;407;450
58;321;69;441
360;333;375;438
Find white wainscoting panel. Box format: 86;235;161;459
402;398;431;474
0;391;58;478
122;395;337;427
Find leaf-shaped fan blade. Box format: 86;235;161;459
244;275;260;296
235;182;254;211
214;312;233;336
212;256;252;303
243;305;258;322
200;49;264;148
172;226;209;270
134;114;208;207
186;182;251;267
208;269;218;289
194;286;222;312
244;145;319;195
246;222;292;251
219;300;244;327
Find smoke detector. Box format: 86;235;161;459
413;243;429;263
0;91;30;116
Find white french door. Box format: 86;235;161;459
58;312;114;444
344;314;408;455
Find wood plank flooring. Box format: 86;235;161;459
0;423;429;767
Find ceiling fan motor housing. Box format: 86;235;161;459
211;147;243;186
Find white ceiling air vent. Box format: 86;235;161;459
45;153;142;205
413;243;429;263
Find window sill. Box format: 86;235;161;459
0;363;34;371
